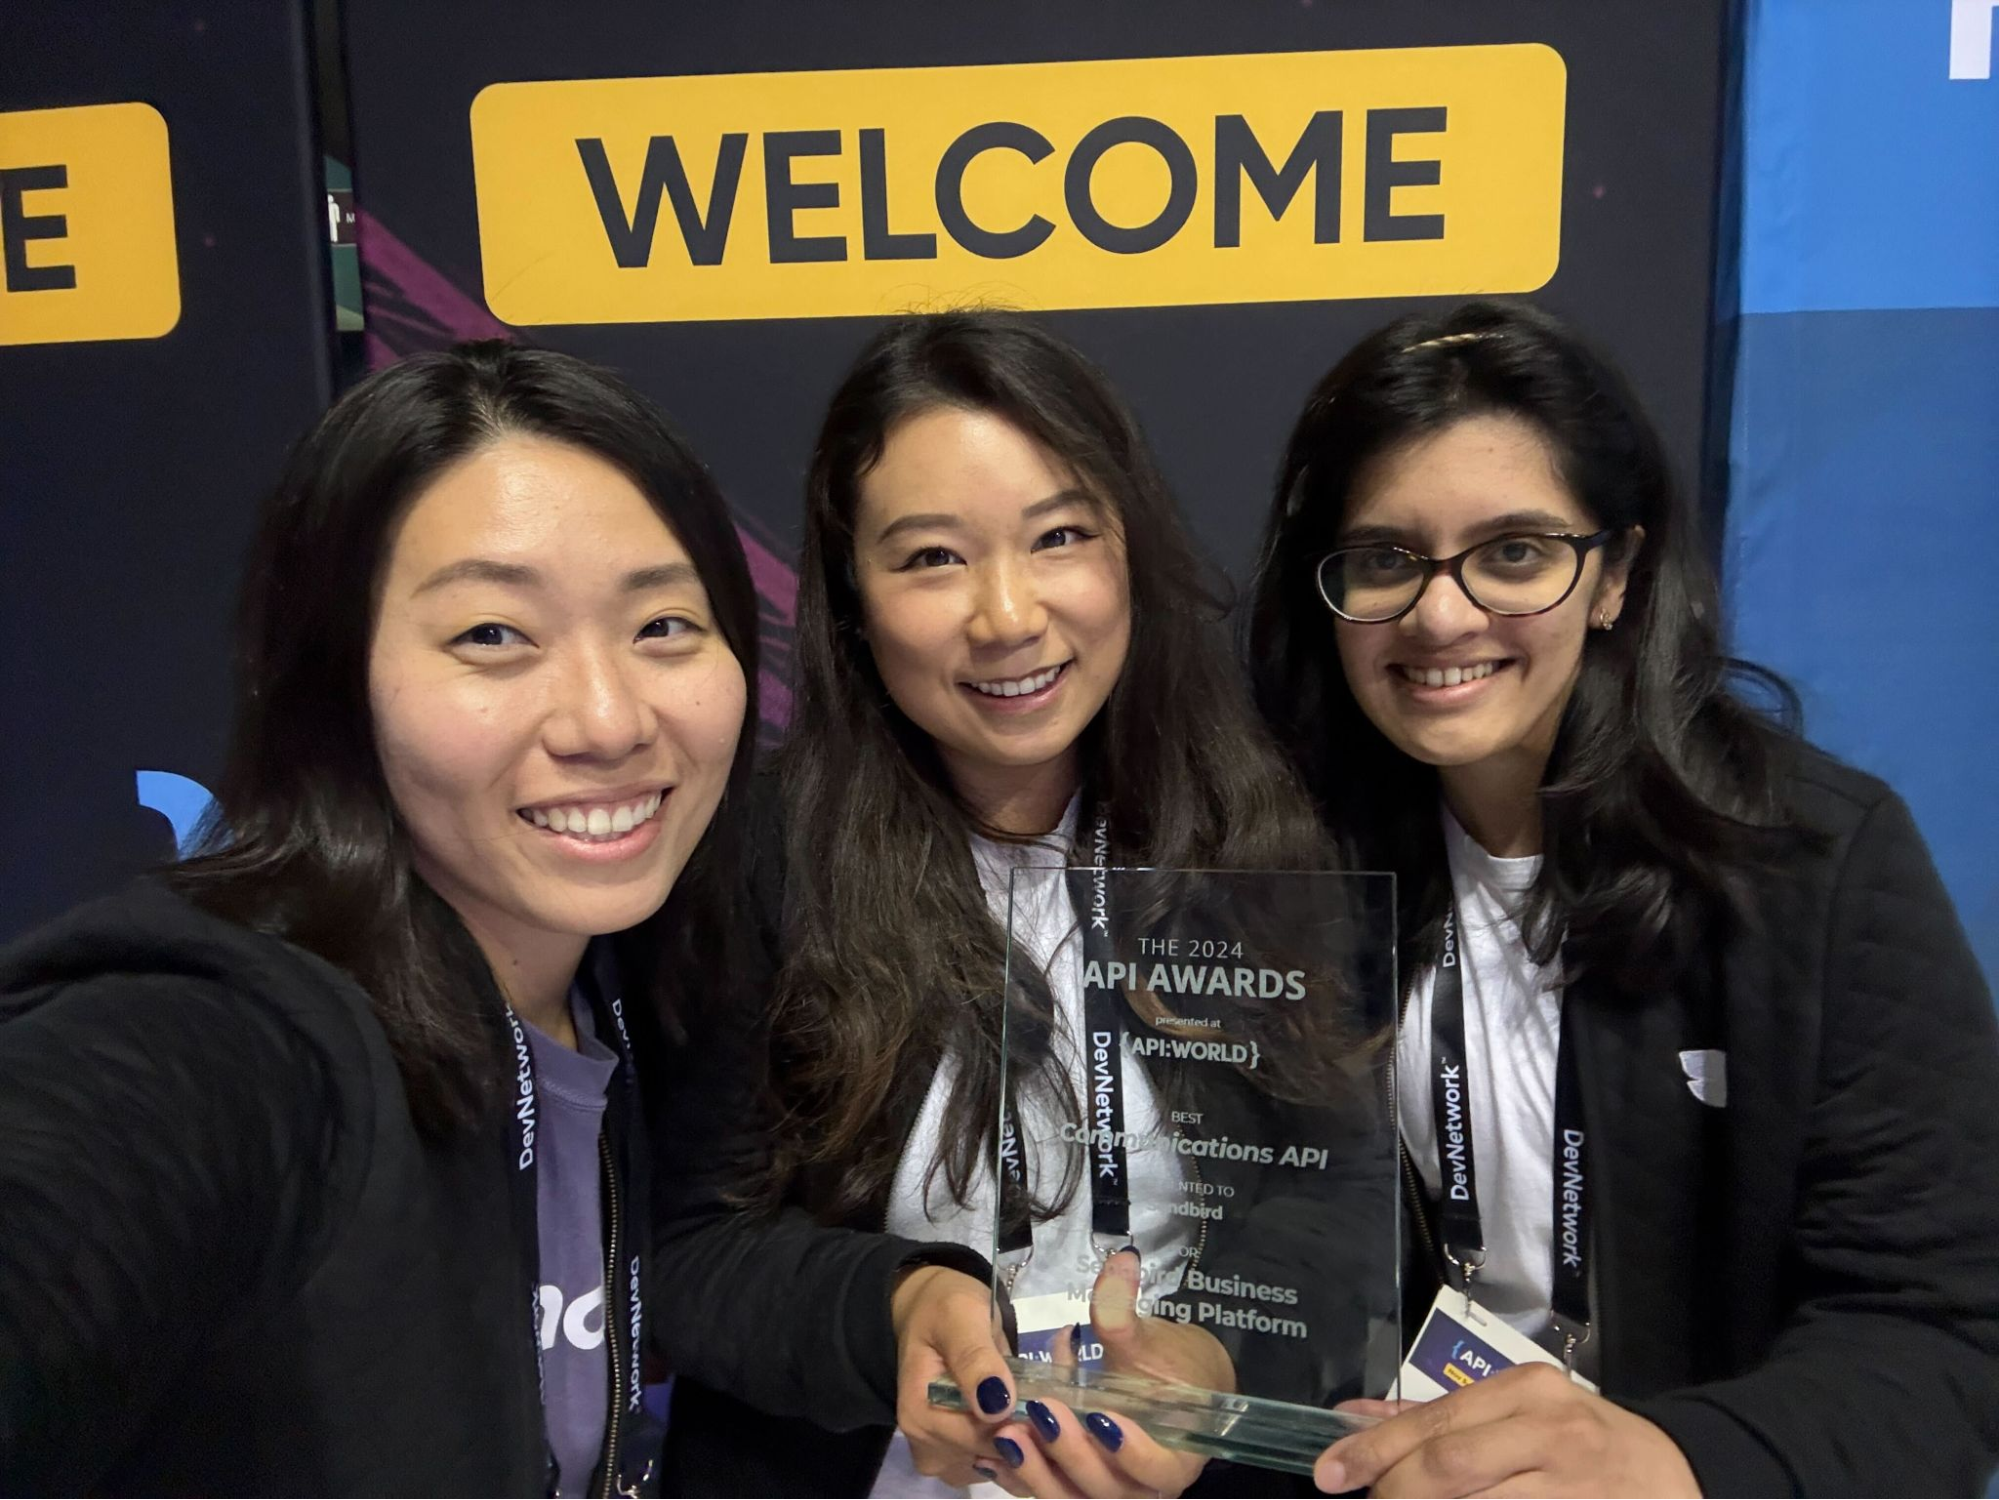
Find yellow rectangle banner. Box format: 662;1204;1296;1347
0;103;179;346
471;45;1566;325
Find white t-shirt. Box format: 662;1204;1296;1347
872;800;1191;1499
1395;807;1573;1356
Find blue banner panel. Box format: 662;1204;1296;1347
1727;306;1999;983
1740;0;1999;314
1730;0;1999;989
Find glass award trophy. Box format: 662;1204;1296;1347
929;863;1400;1477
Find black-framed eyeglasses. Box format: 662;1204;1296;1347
1315;530;1616;623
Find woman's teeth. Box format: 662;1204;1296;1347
1399;662;1499;688
969;663;1065;698
521;791;663;840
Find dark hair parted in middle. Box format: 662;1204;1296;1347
1250;299;1804;997
170;341;760;1132
773;309;1326;1220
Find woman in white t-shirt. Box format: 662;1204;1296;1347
761;311;1343;1498
1249;299;1999;1496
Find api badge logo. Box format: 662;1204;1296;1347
1407;1305;1515;1391
0;103;179;346
469;45;1565;324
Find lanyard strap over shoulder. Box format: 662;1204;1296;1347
1428;899;1592;1361
996;809;1130;1269
501;948;648;1489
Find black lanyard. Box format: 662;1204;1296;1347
500;943;648;1489
1427;901;1592;1364
995;810;1130;1269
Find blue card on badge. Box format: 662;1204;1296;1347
1407;1304;1515;1390
1395;1290;1594;1401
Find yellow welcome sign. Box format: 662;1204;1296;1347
0;102;180;346
470;45;1566;325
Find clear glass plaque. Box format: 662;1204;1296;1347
930;865;1400;1476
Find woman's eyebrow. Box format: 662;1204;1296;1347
1464;508;1580;538
1021;487;1095;522
874;511;959;545
412;558;540;595
623;561;700;592
872;487;1092;546
1336;522;1420;547
1337;509;1582;548
411;559;700;595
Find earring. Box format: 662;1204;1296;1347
1597;610;1615;631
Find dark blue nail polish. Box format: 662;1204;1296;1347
1117;1242;1140;1261
1086;1412;1125;1451
973;1464;999;1481
995;1436;1025;1468
977;1376;1011;1415
1026;1399;1060;1442
1069;1324;1083;1354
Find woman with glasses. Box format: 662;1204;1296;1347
1248;300;1999;1496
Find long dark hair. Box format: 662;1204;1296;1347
170;341;759;1133
1250;299;1801;996
774;310;1326;1220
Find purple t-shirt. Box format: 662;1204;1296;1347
524;991;619;1497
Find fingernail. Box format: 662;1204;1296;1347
1025;1399;1060;1442
973;1464;999;1481
1317;1456;1348;1492
977;1376;1012;1415
1069;1324;1083;1354
1085;1411;1124;1451
995;1436;1025;1468
1116;1243;1141;1262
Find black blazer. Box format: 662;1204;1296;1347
1399;750;1999;1497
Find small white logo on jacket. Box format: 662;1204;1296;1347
538;1283;606;1350
1679;1049;1728;1108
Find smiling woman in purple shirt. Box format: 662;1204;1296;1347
0;343;755;1494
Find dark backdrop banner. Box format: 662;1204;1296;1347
0;1;1729;941
341;0;1731;738
0;1;333;939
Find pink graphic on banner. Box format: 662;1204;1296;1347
356;210;512;354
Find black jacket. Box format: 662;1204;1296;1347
1400;752;1999;1497
647;788;1383;1500
646;774;1031;1496
0;880;670;1494
640;873;991;1495
677;755;1999;1497
634;767;953;1495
